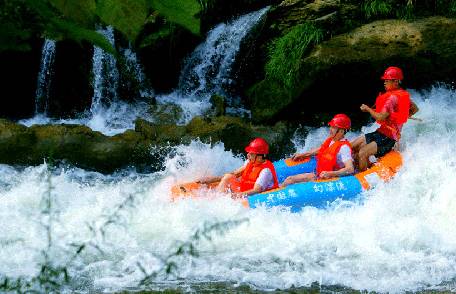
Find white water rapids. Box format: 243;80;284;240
1;85;456;292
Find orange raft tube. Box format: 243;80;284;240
171;151;402;212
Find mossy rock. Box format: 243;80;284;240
0;117;295;172
148;103;183;125
135;118;186;143
0;119;36;164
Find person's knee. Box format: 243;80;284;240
359;147;373;159
221;173;234;181
351;135;366;150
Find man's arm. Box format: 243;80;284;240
292;146;320;161
197;165;245;184
360;104;389;121
319;159;354;179
409;100;419;117
233;183;263;198
233;168;272;197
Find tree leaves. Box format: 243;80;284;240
48;0;96;26
148;0;201;35
96;0;149;41
0;0;203;53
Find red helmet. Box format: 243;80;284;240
328;113;351;130
381;66;403;80
245;137;269;154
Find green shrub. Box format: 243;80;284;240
265;22;323;89
440;0;456;17
362;0;394;20
451;1;456;16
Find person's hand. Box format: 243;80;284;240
281;176;295;187
319;171;335;179
360;104;370;112
231;192;246;199
292;152;311;161
196;176;213;184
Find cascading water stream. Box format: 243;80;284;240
21;27;153;136
2;85;456;293
90;26;119;116
156;7;269;124
21;8;267;135
120;45;154;99
35;39;56;115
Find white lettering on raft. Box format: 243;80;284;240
264;181;348;204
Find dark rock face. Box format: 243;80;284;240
0;38;42;119
48;40;93;117
138;27;201;93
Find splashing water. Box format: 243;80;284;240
35;39;56;115
3;85;456;292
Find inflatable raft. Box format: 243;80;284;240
171;151;402;211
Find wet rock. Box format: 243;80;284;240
0;119;36;164
209;94;226;116
135;118;186;143
148;103;184;125
0;117;295;172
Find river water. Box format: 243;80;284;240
1;85;455;292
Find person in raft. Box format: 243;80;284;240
351;66;419;171
281;114;355;187
196;137;279;198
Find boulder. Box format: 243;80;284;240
0;116;295;172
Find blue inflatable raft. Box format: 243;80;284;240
172;151;402;211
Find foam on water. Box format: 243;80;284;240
2;85;456;292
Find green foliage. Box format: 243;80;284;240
140;25;174;48
438;0;456;16
1;0;204;53
265;22;323;89
149;0;202;35
0;0;35;51
48;0;96;26
362;0;394;20
50;19;116;54
97;0;149;41
21;0;116;53
396;1;415;20
451;1;456;16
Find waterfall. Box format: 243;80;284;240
22;8;268;134
90;26;119;116
35;39;56;115
156;7;269;123
121;46;154;99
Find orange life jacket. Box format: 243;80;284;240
237;160;279;192
375;89;411;140
316;138;352;176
